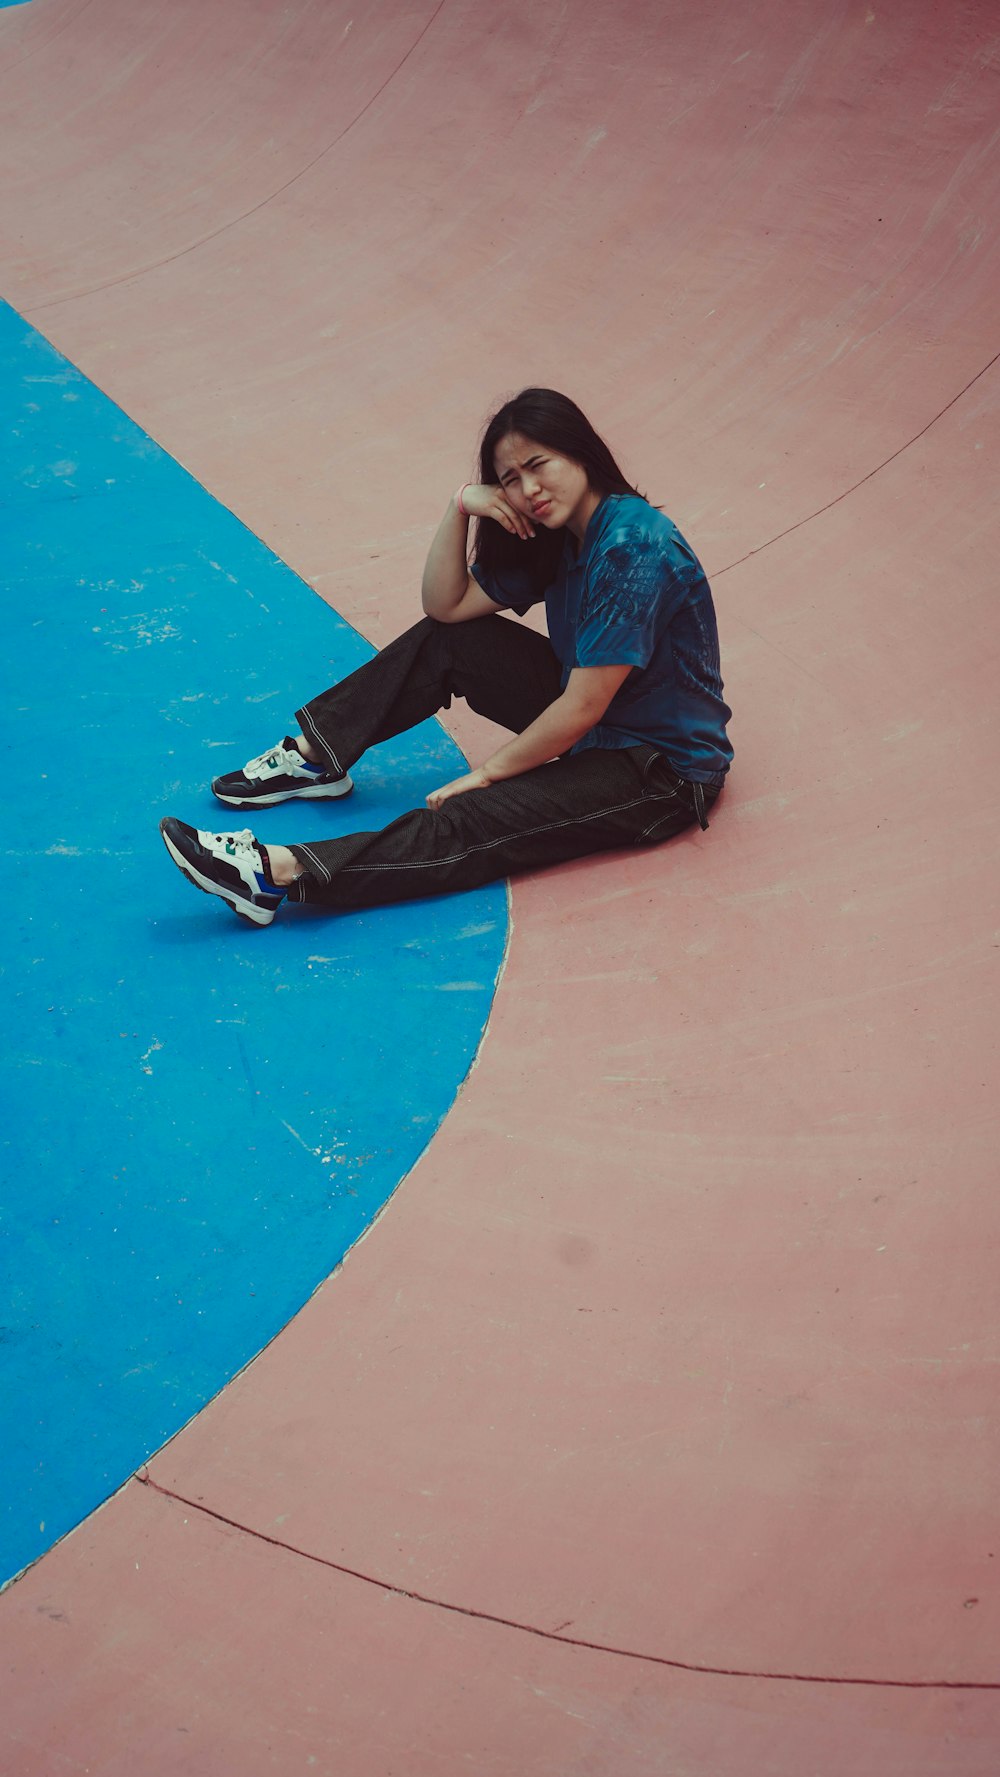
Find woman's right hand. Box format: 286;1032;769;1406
458;484;535;541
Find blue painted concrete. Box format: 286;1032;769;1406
0;304;506;1586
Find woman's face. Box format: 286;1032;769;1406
493;431;600;541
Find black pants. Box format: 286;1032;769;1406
286;616;719;911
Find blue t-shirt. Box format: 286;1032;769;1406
471;494;733;786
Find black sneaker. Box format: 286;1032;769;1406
212;737;353;808
160;817;286;925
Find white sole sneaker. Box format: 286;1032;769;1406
160;818;283;925
212;773;354;809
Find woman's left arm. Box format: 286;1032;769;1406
426;664;632;809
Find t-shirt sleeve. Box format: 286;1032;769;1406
470;560;543;617
574;532;681;669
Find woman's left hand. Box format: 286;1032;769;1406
426;766;493;810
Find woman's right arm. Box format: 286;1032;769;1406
421;486;534;624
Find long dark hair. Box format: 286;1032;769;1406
472;389;644;597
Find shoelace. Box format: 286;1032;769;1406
243;742;294;775
211;828;258;857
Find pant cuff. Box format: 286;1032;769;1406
295;704;346;778
287;842;330;894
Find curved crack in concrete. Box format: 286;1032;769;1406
135;1472;1000;1693
21;0;450;315
713;346;1000;580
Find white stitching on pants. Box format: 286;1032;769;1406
638;789;681;839
293;842;333;884
336;790;670;874
299;706;345;779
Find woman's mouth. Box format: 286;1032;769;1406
532;500;552;518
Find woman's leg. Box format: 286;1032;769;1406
212;614;563;809
284;748;717;911
295;614;563;775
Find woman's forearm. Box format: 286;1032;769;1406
421;494;471;619
423;659;631;811
483;693;596;782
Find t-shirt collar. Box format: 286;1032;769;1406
566;493;614;569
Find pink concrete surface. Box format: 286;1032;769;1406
2;0;998;1771
8;1482;999;1777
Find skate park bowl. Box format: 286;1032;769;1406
1;1;998;1772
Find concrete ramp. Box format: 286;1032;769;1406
2;1;998;1770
